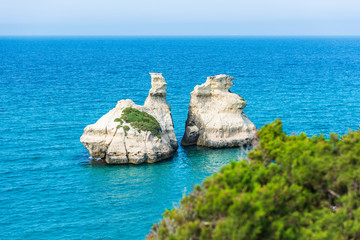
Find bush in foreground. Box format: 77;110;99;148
147;119;360;240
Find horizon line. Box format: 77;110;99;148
1;34;360;37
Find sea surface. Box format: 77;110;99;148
0;37;359;239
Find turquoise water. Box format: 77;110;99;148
1;37;360;239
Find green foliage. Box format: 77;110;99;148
114;107;162;138
148;119;360;240
114;118;124;125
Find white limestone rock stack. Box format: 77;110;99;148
181;74;258;148
80;73;178;164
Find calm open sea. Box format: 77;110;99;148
0;37;359;239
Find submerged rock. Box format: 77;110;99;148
80;73;178;164
181;74;258;148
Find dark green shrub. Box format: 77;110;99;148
114;118;124;125
119;107;162;138
148;119;360;240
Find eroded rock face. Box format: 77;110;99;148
181;74;258;148
80;73;178;164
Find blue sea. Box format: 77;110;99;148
0;37;359;239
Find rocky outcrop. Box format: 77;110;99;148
80;73;178;164
181;74;258;148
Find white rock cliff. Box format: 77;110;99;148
181;74;258;147
80;73;178;164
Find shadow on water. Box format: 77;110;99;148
78;144;252;169
179;145;253;175
76;144;253;190
75;145;252;190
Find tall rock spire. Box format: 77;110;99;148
80;73;178;164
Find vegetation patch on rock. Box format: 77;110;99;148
115;107;162;138
114;118;123;125
148;119;360;239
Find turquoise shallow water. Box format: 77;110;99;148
0;37;360;239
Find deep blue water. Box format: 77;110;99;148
0;37;360;239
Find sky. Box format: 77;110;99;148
0;0;359;35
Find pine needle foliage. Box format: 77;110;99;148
148;119;360;240
119;107;161;138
